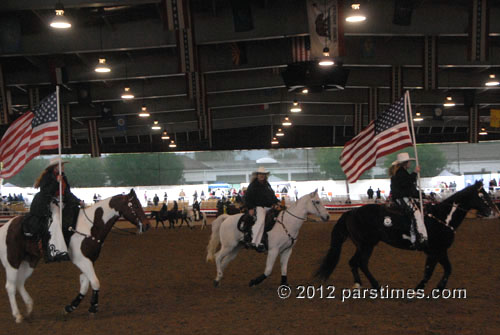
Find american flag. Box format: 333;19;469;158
340;96;413;183
291;36;311;62
0;92;59;179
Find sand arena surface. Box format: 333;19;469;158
0;217;499;334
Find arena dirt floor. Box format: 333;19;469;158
1;216;500;335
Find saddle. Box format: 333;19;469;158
236;208;282;251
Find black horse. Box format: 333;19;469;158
315;181;496;291
216;198;244;217
150;202;179;229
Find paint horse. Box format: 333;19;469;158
0;189;150;323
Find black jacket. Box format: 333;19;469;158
244;179;279;209
30;170;80;218
390;167;419;200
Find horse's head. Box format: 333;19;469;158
112;189;151;232
470;181;495;218
304;189;330;222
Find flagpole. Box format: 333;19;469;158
56;86;63;226
405;91;424;218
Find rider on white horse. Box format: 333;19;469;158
244;166;280;252
23;157;83;262
389;152;428;249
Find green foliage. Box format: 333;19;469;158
3;153;184;188
315;148;345;179
383;145;448;177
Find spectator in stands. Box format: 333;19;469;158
193;190;198;203
376;188;381;200
93;193;98;203
144;191;147;203
489;179;497;193
367;186;374;199
18;194;24;202
153;194;159;206
164;192;168;203
179;189;186;201
294;187;299;201
8;194;12;202
200;190;205;201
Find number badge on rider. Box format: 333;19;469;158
383;216;392;227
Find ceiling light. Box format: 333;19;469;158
50;3;71;29
318;47;334;67
138;105;150;117
282;116;292;126
121;86;134;100
443;96;455;107
169;140;177;148
290;100;302;113
302;88;309;94
161;130;170;140
271;137;279;145
94;58;111;73
479;128;488;136
414;112;423;122
276;128;284;137
151;120;161;130
346;3;366;23
485;74;500;87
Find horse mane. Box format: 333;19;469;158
440;182;479;206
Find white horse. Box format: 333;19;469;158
207;190;330;287
0;189;149;323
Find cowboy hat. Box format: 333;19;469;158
253;166;270;174
391;152;415;166
47;157;69;169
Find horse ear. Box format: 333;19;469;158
314;188;318;194
129;189;136;196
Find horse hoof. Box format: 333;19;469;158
15;314;23;324
353;283;361;289
213;280;220;288
249;280;256;287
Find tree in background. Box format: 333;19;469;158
64;155;107;187
5;157;49;187
383;145;447;177
194;151;236;162
315;148;345;180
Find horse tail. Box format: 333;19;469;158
206;214;228;262
314;211;350;280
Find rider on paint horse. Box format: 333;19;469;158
389;152;428;249
244;167;280;253
23;157;83;262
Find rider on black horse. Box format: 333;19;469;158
23;158;83;262
244;167;280;252
389;152;428;249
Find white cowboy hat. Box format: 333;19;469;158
253;166;270;174
391;152;415;166
47;157;69;169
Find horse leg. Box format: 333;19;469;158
73;258;100;314
349;250;363;288
436;253;452;291
279;248;293;286
415;255;438;290
358;246;380;289
16;262;34;317
5;268;22;323
64;273;90;314
214;245;237;287
249;248;279;287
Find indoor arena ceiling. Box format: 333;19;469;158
0;0;499;154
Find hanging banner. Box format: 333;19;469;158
491;109;500;128
306;0;344;59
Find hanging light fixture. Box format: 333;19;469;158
121;86;134;99
345;2;366;23
276;128;284;137
169;140;177;148
151;120;161;130
290;100;302;113
443;96;455;107
95;24;111;73
50;2;71;29
413;112;423;122
161;129;170;140
271;137;279;145
282;116;292;126
302;88;309;94
318;47;335;67
479;128;488;136
138;105;150;117
485;74;500;87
